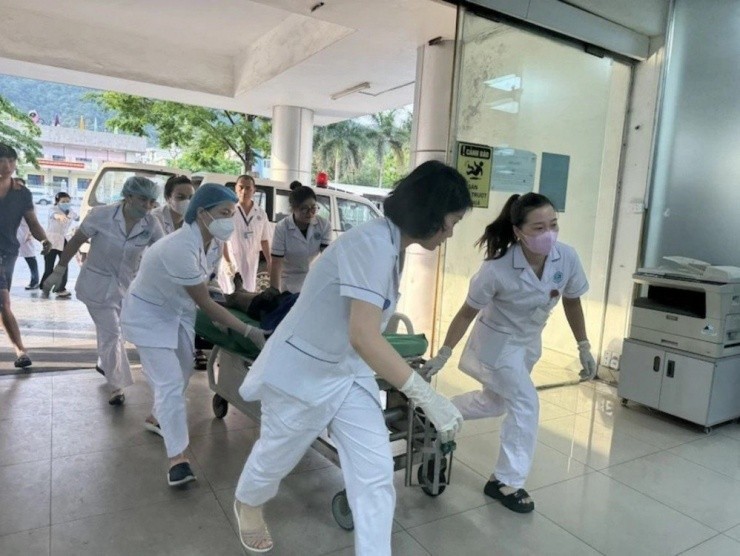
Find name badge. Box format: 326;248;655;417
243;230;253;239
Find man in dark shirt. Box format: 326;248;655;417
0;144;52;368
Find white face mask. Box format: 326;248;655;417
203;212;235;241
170;199;190;215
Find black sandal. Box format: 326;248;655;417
484;480;535;513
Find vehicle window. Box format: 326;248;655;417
92;169;175;206
336;198;380;231
274;191;331;223
254;190;266;212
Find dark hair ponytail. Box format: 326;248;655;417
476;192;554;259
288;182;316;208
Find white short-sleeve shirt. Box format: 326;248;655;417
225;202;271;291
466;242;588;342
271;214;332;292
121;222;210;348
240;217;401;408
47;206;78;251
75;203;164;306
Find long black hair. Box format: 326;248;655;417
384;160;472;239
476;192;554;260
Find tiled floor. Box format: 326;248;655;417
3;267;740;555
2;366;740;555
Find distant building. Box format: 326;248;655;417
19;125;147;197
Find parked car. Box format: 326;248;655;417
34;196;52;205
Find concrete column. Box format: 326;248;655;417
396;40;455;349
270;105;314;183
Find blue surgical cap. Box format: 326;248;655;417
184;183;238;224
121;176;159;200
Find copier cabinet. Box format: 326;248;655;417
618;339;740;427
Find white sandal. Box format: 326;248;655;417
233;500;273;553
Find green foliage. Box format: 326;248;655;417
0;74;110;129
0;94;42;166
313;108;411;188
88;91;271;173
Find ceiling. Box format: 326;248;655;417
0;1;669;124
0;0;456;124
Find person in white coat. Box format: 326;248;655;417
219;174;271;293
121;184;266;486
16;218;40;290
43;177;164;405
422;192;596;514
232;161;472;555
40;192;78;298
269;181;332;293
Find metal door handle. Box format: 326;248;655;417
666;360;675;378
652;356;661;372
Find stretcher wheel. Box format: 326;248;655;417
212;394;228;419
418;458;447;497
331;490;354;531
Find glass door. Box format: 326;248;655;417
436;9;632;393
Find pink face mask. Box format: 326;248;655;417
519;229;557;255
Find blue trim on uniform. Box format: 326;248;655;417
286;339;340;364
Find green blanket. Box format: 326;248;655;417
195;309;428;360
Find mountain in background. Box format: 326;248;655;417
0;74;110;129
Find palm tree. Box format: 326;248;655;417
313;120;368;182
366;109;410;187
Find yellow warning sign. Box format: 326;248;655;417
456;142;492;209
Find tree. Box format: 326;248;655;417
313;120;368;182
87;92;271;173
0;94;42;166
366;109;410;187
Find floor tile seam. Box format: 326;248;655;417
535;430;665;470
47;488;218;527
533;508;607;555
48;437;162;461
674;532;734;555
450;457;489;481
527;466;599;494
569;411;702;449
593;469;723;534
667;444;740;482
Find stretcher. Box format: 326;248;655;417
195;308;456;531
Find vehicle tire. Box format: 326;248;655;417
331;490;354;531
212;394;228;419
418;457;447;497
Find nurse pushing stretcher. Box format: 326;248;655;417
423;192;596;514
232;161;473;555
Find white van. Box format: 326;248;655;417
81;164;383;239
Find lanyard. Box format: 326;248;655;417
238;206;254;228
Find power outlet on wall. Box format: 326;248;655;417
609;355;620;370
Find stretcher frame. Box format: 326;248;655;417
204;315;455;531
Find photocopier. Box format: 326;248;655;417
619;257;740;429
630;257;740;358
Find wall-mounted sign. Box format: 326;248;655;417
491;147;536;193
456;141;492;208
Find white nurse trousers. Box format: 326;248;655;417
137;325;195;458
84;299;133;391
235;382;395;556
452;357;539;489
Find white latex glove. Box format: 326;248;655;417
244;324;266;350
42;265;66;294
578;340;597;380
420;346;452;380
400;372;463;443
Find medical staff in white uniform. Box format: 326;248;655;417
43;177;164;405
422;192;596;514
40;192;78;298
219;174;271;293
232;161;472;555
151;175;193;234
269;181;332;293
121;184;266;486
